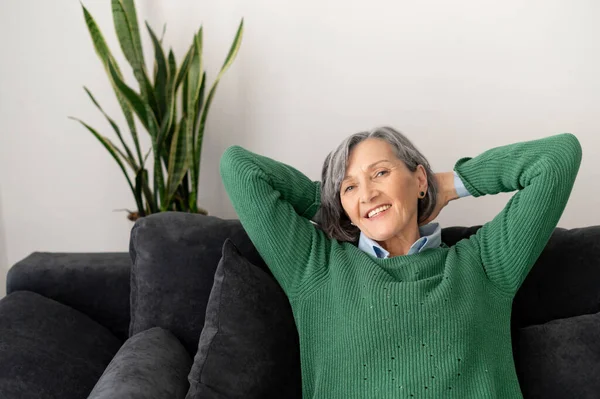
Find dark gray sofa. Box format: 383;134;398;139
1;212;599;399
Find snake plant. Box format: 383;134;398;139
71;0;243;220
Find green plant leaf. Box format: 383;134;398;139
112;0;159;117
186;30;204;208
70;117;144;213
119;0;145;67
168;49;177;82
153;148;166;210
200;19;244;124
82;4;144;166
156;49;177;154
134;169;146;216
191;72;206;202
175;41;194;91
145;104;160;148
187;28;203;115
147;22;168;119
164;118;189;210
136;168;157;214
197;18;244;150
192;19;244;196
83;87;138;170
108;59;150;132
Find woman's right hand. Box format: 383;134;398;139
419;172;458;226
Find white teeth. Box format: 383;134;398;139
368;205;391;218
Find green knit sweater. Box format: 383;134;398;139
220;133;581;398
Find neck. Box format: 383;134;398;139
379;223;421;257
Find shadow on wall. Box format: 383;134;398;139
0;186;7;297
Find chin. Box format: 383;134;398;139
364;227;400;242
363;221;407;242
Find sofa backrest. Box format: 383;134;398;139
442;225;600;328
129;212;268;356
130;212;600;359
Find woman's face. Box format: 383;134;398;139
340;138;427;242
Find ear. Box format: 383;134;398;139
415;164;428;190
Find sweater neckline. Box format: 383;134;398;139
345;242;451;283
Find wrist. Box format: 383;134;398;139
439;172;459;203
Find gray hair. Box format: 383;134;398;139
319;126;438;242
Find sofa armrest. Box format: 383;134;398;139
87;327;192;399
6;252;131;341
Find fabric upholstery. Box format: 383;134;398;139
511;226;600;328
516;312;600;399
7;252;131;340
129;212;267;356
0;291;122;399
88;327;192;399
186;239;302;399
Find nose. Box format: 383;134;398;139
359;183;378;204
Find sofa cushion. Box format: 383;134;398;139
129;212;268;356
515;311;600;399
88;327;192;399
511;226;600;327
186;239;302;399
0;291;122;399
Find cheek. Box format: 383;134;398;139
340;196;357;218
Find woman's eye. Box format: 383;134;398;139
344;185;354;193
376;170;388;177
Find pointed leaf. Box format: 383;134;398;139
120;0;145;67
160;24;166;44
156;49;177;152
219;19;244;75
70;117;144;212
186;29;203;114
82;4;143;165
112;0;158;118
192;72;206;193
193;19;244;196
134;169;148;216
197;19;243;146
83;87;138;169
164;118;189;209
175;41;194;91
145;104;160;145
108;59;149;131
147;22;168;119
168;49;177;82
112;0;144;79
136;168;157;214
154;149;166;209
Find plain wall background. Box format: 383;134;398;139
1;0;598;296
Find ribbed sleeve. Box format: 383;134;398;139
219;145;330;297
454;133;582;294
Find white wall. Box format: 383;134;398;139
0;187;7;295
1;0;599;296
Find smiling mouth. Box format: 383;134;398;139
365;205;392;219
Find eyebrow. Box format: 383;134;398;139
342;160;391;182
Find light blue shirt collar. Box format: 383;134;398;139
358;222;442;258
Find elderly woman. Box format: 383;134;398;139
219;127;581;398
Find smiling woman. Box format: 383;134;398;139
219;128;582;398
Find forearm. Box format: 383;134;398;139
220;146;321;221
453;133;581;198
436;171;460;204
